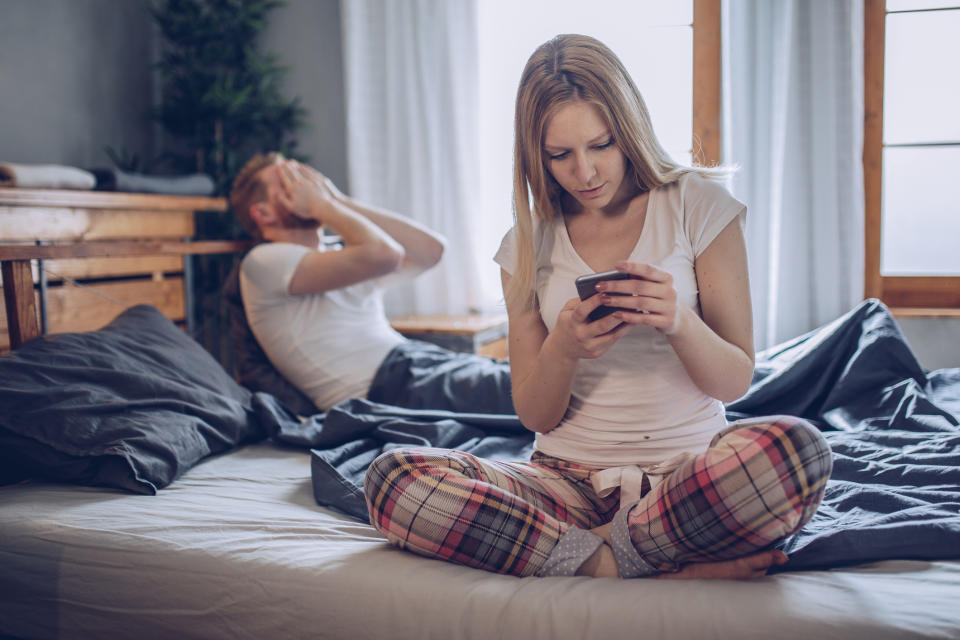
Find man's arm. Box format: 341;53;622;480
278;163;406;296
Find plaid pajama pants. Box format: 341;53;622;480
364;416;832;578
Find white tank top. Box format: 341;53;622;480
494;173;746;467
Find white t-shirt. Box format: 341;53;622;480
239;242;405;410
494;172;746;467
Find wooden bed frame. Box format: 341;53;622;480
0;188;248;350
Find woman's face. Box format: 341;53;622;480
542;100;628;212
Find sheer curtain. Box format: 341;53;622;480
340;0;481;316
723;0;865;349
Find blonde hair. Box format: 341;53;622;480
507;34;729;310
229;152;285;240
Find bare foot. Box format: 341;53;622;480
654;550;788;580
576;542;619;577
579;522;787;579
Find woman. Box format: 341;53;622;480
365;34;831;579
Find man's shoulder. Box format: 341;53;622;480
242;241;311;270
244;240;312;260
240;241;312;294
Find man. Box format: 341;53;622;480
227;153;512;416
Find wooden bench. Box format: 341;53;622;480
0;189;245;351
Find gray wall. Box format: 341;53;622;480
0;0;347;184
261;0;348;189
898;317;960;371
0;0;157;168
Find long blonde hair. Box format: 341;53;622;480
507;34;728;310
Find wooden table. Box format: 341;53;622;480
390;313;508;360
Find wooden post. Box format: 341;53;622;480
863;0;885;301
693;0;723;166
1;260;40;349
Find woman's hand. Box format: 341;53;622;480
596;261;685;335
552;293;633;361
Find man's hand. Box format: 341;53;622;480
292;161;345;202
275;161;335;221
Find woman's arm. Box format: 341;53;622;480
600;218;754;402
502;269;632;432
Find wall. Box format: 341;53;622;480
260;0;348;189
0;0;157;168
897;316;960;372
0;0;348;186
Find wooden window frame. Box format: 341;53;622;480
863;0;960;310
693;0;722;167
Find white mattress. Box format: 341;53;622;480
1;442;959;640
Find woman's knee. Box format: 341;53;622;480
363;447;479;523
364;447;422;519
710;417;833;538
782;418;833;489
717;418;832;489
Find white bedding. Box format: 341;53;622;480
1;442;959;640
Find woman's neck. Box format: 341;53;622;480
562;185;651;273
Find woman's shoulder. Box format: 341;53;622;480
656;171;740;213
494;216;559;273
672;170;733;197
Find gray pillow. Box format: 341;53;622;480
0;305;268;493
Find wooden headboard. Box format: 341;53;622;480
0;188;249;351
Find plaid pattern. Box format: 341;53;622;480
624;417;833;572
365;450;618;576
365;417;831;577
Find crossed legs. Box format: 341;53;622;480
364;417;832;578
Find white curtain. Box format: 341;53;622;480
723;0;865;349
340;0;481;316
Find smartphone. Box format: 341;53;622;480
575;270;632;321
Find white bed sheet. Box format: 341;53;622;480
1;442;958;640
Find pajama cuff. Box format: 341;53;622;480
609;504;661;578
536;527;605;577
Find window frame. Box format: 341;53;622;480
863;0;960;310
693;0;722;167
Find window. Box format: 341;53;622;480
864;0;960;308
471;0;719;307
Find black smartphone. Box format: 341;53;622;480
575;270;632;321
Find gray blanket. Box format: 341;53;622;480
257;300;960;571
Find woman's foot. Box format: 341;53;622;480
654;550;789;580
578;522;788;579
576;541;619;577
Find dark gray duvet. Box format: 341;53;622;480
259;299;960;571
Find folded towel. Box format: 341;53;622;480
91;168;216;196
0;162;96;190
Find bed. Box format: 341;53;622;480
3;441;959;640
2;221;960;639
